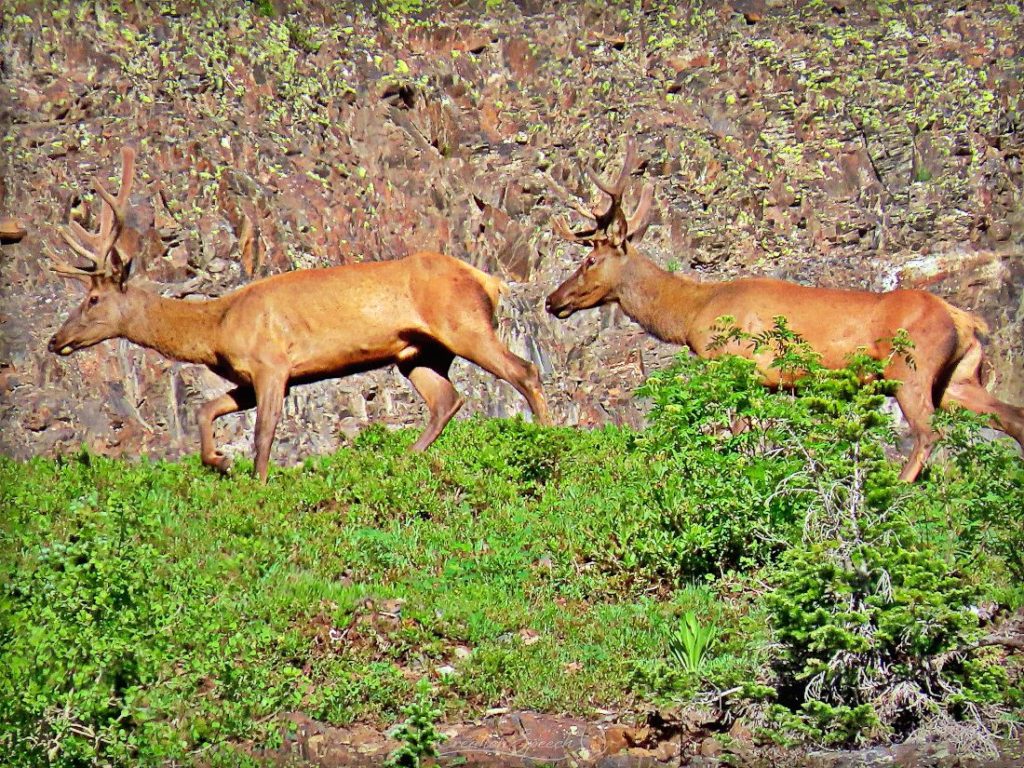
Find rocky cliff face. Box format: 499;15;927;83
1;0;1021;467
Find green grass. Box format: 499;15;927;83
0;419;768;764
3;347;1022;763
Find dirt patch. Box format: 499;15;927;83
255;710;1024;767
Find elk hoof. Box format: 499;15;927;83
204;451;233;475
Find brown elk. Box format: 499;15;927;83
546;139;1024;481
48;147;549;482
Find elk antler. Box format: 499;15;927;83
586;137;639;204
624;183;653;242
551;215;601;243
551;139;654;244
51;147;136;282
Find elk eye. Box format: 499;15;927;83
88;295;99;307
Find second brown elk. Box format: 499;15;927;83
546;140;1024;481
48;147;549;482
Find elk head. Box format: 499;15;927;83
545;139;653;318
48;147;137;356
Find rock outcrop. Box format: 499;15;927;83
1;0;1021;466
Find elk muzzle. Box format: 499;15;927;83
545;286;579;319
545;293;571;319
48;333;76;356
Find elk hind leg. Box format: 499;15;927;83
893;376;939;482
198;387;256;474
941;346;1024;451
888;332;957;481
401;353;464;452
252;371;288;483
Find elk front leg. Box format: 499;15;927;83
401;354;464;452
431;284;550;425
198;387;255;474
252;372;288;483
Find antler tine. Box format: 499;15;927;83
67;217;110;261
46;242;96;282
586;138;639;202
546;145;644;243
544;169;602;222
626;184;654;242
571;199;601;222
56;202;113;276
58;225;103;268
545;168;606;241
93;147;136;222
53;196;114;274
552;215;600;243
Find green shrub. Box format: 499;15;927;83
766;528;1007;745
625;320;905;583
627;351;800;581
629;322;1018;744
385;681;445;768
437;417;568;497
759;396;1020;746
0;488;188;764
920;408;1024;586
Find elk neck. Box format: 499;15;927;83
614;253;715;348
120;286;226;366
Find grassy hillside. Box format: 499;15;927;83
2;346;1022;765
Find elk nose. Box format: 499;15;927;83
47;335;57;352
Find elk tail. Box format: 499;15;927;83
465;262;508;310
943;300;989;359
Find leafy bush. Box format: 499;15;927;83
437;416;569;497
625;320;905;583
634;352;803;578
920;408;1024;585
754;372;1019;746
0;486;188;764
629;322;1018;745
